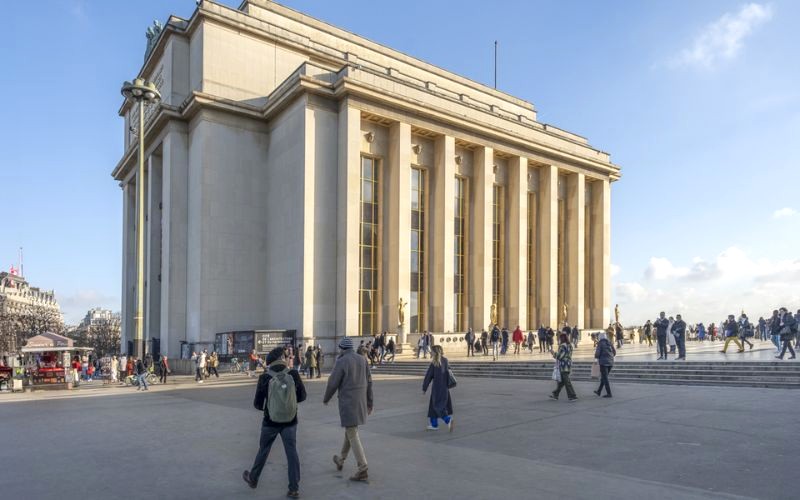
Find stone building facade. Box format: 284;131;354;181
0;271;61;317
113;0;620;357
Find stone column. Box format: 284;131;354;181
566;173;585;328
145;154;163;356
121;181;136;355
160;126;189;357
337;102;361;338
590;179;611;328
431;135;456;332
386;122;411;346
471;146;494;329
538;165;558;328
507;156;528;330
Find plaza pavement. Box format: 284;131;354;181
0;371;795;500
430;338;790;363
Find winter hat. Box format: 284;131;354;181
339;337;354;350
266;347;285;365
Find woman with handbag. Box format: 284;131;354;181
593;333;616;398
422;345;455;432
549;334;578;402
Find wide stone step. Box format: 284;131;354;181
372;362;800;389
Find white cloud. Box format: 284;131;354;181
669;3;773;69
58;289;119;325
616;246;800;325
773;207;797;218
644;257;689;280
611;264;621;278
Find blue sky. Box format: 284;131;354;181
1;1;798;325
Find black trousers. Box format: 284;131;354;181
159;370;168;384
779;339;796;358
481;341;488;355
597;365;612;395
208;366;219;378
249;423;300;492
467;342;474;357
307;366;316;378
657;335;667;358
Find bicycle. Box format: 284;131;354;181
123;373;159;387
229;358;244;374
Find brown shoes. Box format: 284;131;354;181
349;469;369;482
332;455;344;471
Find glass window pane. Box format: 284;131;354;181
411;211;420;230
411;231;419;251
362;180;373;203
362;158;372;179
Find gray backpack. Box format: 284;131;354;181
267;367;297;423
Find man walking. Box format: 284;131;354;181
654;312;669;360
738;314;754;351
643;320;654;347
135;356;148;391
465;328;476;357
242;347;307;498
480;330;489;356
537;324;547;353
720;315;744;353
324;338;373;483
673;314;687;360
490;325;501;361
776;307;797;360
159;355;170;384
527;330;535;353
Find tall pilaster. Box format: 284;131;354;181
566;173;585;328
160;126;189;357
145;154;163;355
386;122;411;340
538;165;558;328
507;156;528;330
590;179;611;328
471;146;494;329
337;102;361;338
431;135;456;332
121;181;136;355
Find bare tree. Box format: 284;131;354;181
86;318;121;357
0;301;64;353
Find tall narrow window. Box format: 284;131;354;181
454;176;467;332
527;191;537;329
492;185;504;325
410;167;425;333
359;156;379;336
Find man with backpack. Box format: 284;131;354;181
490;325;501;360
243;347;307;498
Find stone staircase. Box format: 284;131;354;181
371;360;800;389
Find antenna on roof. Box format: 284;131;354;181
494;40;498;89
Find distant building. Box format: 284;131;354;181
78;308;121;330
0;270;61;317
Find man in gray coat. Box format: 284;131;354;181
324;337;374;482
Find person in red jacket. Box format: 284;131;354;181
512;326;524;355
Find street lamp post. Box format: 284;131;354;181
121;78;161;359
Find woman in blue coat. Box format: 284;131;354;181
422;345;454;432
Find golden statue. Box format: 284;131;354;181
490;303;498;325
615;304;620;325
397;298;407;326
562;303;568;325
